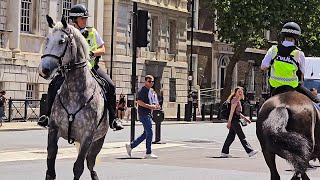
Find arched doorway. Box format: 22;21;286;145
218;55;230;97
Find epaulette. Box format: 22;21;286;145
85;26;93;31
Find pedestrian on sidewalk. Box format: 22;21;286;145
126;75;161;159
220;86;258;158
0;90;7;127
117;93;126;121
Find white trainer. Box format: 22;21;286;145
144;153;158;159
220;153;232;158
125;144;132;157
248;150;259;157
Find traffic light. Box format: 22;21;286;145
137;10;151;47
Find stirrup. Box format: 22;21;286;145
110;119;124;131
37;115;49;128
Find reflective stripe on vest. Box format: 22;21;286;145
85;27;98;68
269;46;300;88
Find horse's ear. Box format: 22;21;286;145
61;15;68;29
46;15;55;28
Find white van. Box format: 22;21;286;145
304;57;320;98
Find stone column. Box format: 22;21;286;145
7;0;21;53
48;0;58;21
87;0;95;27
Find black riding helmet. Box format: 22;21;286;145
281;22;301;40
69;4;89;18
69;4;89;30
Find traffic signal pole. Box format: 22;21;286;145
186;0;195;121
130;2;138;142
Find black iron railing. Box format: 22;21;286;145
6;98;42;122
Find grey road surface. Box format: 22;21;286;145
0;122;319;180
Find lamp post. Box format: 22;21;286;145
186;0;195;121
110;0;116;79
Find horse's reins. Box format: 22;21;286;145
41;29;87;75
42;28;106;144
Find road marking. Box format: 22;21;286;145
0;142;184;163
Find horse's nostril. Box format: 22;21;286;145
43;68;50;75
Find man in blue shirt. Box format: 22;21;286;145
126;75;161;159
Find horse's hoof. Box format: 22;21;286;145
91;171;99;180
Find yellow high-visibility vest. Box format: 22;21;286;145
269;45;301;88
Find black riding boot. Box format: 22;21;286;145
95;66;123;131
38;75;65;127
106;83;124;131
296;83;320;103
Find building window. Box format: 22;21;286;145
150;17;158;52
168;20;177;54
219;56;229;97
262;71;269;94
62;0;73;20
0;82;3;91
21;0;32;32
26;83;37;100
169;78;176;102
245;62;255;93
58;0;76;22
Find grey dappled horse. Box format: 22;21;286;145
257;89;320;180
38;16;108;180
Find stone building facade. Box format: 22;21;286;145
0;0;189;117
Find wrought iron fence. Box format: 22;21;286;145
4;98;42;122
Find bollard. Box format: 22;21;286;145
249;104;253;120
193;105;196;121
130;107;136;142
184;104;191;121
177;104;180;121
201;104;205;121
217;106;221;120
8;97;12;122
210;104;213;121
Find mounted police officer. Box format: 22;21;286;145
38;4;124;131
261;22;319;103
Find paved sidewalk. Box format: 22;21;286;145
0;119;213;132
0;114;259;132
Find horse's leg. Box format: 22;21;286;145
86;135;106;180
73;134;94;180
262;150;280;180
291;172;301;180
301;172;311;180
46;124;59;180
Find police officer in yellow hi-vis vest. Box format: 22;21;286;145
38;4;124;131
261;22;319;103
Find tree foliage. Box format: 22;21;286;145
205;0;320;101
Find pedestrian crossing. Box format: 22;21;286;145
0;142;184;163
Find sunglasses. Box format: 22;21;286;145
147;81;154;83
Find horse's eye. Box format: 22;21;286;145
59;39;65;44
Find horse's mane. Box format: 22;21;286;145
52;22;90;60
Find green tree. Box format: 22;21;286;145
206;0;320;102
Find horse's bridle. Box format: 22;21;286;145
41;28;87;75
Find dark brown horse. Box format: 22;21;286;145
257;89;320;180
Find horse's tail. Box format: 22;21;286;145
262;106;311;172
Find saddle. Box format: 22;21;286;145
272;85;320;111
271;85;295;96
90;69;109;102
